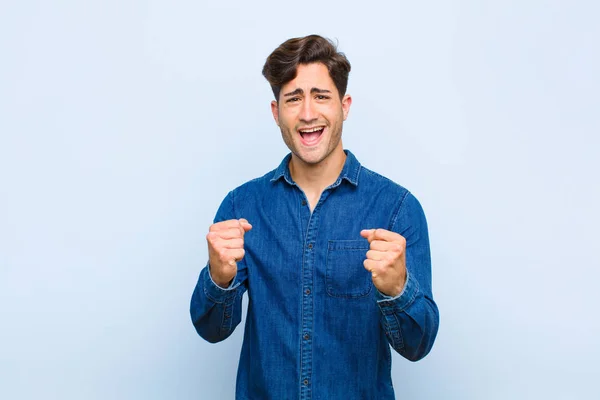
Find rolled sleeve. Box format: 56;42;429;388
202;265;240;305
376;271;420;313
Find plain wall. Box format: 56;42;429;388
1;1;598;399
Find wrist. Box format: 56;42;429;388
214;277;233;288
208;265;234;288
380;276;406;297
380;286;402;298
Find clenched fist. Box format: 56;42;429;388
360;228;407;297
206;218;252;288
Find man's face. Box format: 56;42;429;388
271;63;352;166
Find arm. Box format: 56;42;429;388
190;191;249;343
378;192;439;360
363;192;439;361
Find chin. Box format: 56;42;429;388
301;156;325;165
295;148;330;165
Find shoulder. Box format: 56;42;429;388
228;168;277;202
359;165;411;201
358;164;426;219
358;166;428;238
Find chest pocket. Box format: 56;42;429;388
326;240;372;298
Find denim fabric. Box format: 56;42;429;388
190;150;439;400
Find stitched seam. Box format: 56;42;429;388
328;239;369;251
221;298;234;333
361;167;388;181
359;167;409;231
326;240;372;298
354;164;362;185
328;247;369;250
392;312;404;350
231;189;237;219
361;167;403;187
389;190;409;231
397;278;420;312
203;282;225;304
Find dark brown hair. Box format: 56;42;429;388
262;35;351;101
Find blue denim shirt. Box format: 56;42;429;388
190;150;439;400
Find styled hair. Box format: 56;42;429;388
262;35;351;101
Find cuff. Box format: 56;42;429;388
376;271;420;312
202;264;240;304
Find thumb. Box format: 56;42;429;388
360;229;375;242
239;218;253;232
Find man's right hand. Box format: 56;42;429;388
206;218;252;288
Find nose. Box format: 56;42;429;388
299;97;318;123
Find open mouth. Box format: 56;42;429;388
298;126;325;146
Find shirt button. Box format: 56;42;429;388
303;379;309;386
301;200;307;206
307;243;313;249
303;333;310;340
305;288;311;295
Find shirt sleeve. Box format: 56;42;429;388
190;190;248;343
376;191;440;361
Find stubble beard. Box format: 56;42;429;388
280;115;344;167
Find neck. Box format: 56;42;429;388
289;146;347;198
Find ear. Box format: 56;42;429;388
271;100;280;126
341;94;352;121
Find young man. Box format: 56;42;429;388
190;35;439;399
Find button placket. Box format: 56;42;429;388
299;196;322;399
298;188;333;400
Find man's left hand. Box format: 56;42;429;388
360;228;407;297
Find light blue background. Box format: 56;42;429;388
1;1;599;399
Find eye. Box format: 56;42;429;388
316;95;330;100
286;97;301;103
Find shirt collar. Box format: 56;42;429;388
270;150;361;187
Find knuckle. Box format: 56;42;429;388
218;250;229;261
207;234;219;247
212;221;226;231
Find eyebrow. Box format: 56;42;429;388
283;88;332;97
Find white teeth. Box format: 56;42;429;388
298;126;324;133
